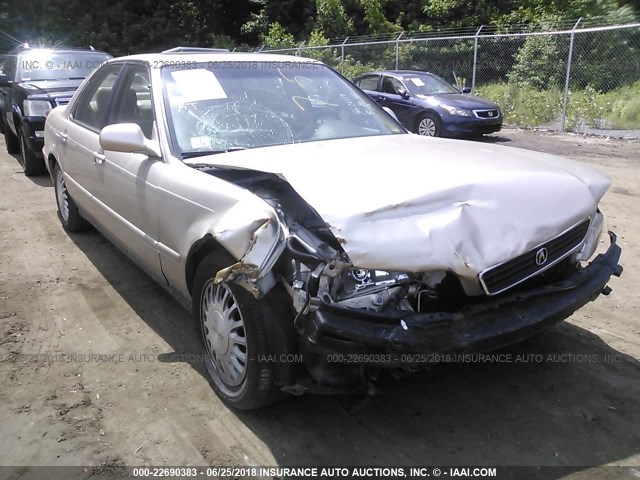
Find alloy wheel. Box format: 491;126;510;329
55;169;70;222
418;117;437;136
201;282;248;387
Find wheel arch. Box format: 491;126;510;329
417;107;440;122
11;109;23;133
185;234;234;296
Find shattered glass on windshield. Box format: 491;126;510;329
162;62;403;157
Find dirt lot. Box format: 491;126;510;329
0;129;638;479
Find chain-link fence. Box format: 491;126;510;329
258;21;640;137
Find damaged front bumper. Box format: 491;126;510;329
300;232;622;383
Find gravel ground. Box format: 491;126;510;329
0;129;638;479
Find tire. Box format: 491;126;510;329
53;163;89;232
416;112;441;137
192;253;283;410
4;126;20;154
19;127;45;176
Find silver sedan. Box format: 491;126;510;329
43;49;622;409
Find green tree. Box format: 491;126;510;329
315;0;353;38
360;0;401;34
263;22;296;48
508;34;565;90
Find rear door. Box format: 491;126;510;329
62;63;123;217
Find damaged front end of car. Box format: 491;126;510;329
202;166;623;393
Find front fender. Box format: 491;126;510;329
211;195;287;297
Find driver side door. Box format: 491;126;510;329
93;63;164;279
379;76;415;128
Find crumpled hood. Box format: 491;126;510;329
203;134;610;277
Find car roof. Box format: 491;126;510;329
11;47;110;56
107;51;323;65
360;70;436;78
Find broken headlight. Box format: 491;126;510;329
575;211;604;262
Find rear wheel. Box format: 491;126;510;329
53;163;89;232
192;253;283;410
417;112;441;137
4;126;19;154
19;128;45;176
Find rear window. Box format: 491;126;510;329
357;75;380;91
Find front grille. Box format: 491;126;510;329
480;219;591;295
473;109;500;119
55;98;72;107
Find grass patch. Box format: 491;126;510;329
476;81;640;131
475;83;562;127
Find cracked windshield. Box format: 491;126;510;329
162;62;404;158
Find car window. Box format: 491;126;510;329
110;65;154;139
16;51;111;82
162;63;404;157
356;75;379;91
72;64;122;131
402;73;459;95
382;76;405;95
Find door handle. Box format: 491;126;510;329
59;132;68;144
93;152;106;165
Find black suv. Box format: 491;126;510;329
0;45;111;175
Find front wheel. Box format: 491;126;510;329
192;254;283;410
417;112;441;137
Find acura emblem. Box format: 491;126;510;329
535;247;549;266
488;111;494;117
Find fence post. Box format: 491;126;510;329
561;18;581;132
395;31;404;70
340;37;349;74
471;25;483;93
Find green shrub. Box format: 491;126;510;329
475;83;562;127
476;80;640;131
565;85;607;131
508;35;565;90
602;81;640;129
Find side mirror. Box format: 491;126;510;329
397;87;410;99
0;73;12;87
382;106;399;122
99;123;160;157
462;86;472;94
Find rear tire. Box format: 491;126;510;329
53;163;89;232
20;128;45;176
4;126;19;154
192;253;283;410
